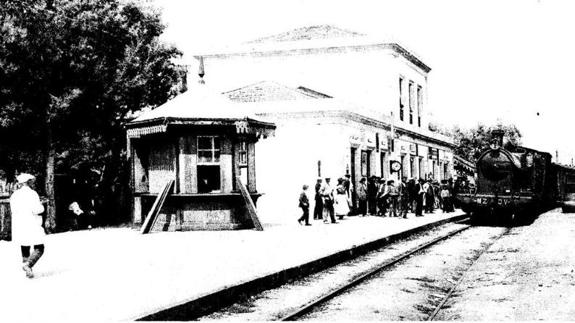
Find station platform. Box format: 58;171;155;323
0;210;466;322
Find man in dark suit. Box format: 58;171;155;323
367;176;378;216
298;185;311;226
313;178;323;220
415;179;425;216
398;177;408;218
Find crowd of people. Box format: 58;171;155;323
298;175;457;225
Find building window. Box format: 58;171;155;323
197;136;221;193
408;81;414;124
417;85;423;127
399;77;404;121
410;157;416;179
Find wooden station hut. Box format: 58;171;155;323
126;86;275;231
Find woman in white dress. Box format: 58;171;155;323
334;178;350;220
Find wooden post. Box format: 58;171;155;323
140;180;174;234
236;176;263;231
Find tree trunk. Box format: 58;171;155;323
45;123;57;233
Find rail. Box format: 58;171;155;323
426;226;511;321
279;221;471;321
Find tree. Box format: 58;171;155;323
450;123;522;163
0;0;186;231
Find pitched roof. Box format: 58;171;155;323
246;25;365;44
194;25;431;73
224;81;331;103
128;85;274;126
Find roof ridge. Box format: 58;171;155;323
244;24;365;44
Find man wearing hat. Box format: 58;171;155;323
10;173;46;279
320;178;337;224
313;178;323;220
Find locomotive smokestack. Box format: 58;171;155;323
491;129;504;149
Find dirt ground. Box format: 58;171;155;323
438;209;575;320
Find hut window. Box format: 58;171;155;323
197;136;221;193
238;141;248;166
198;136;221;164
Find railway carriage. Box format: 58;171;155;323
555;164;575;213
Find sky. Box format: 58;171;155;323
151;0;575;164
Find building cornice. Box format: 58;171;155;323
194;43;431;74
256;110;453;148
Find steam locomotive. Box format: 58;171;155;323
456;130;575;223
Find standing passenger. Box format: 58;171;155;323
298;185;311;225
406;178;415;213
357;177;368;216
334;178;350;220
440;183;450;213
313;178;323;220
367;176;378;216
415;179;425;216
376;178;388;216
344;174;354;214
398;177;408;218
387;180;399;217
10;173;45;279
321;178;337;224
424;180;434;213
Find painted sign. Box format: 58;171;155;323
410;144;417;155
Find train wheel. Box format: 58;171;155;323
470;211;483;225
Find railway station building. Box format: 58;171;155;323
128;25;455;225
185;25;455;223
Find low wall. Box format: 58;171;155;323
140;193;261;231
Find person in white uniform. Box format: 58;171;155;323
10;173;45;278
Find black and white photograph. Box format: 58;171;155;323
1;0;575;321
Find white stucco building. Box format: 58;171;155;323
152;25;456;223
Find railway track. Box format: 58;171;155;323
279;223;474;321
199;218;515;321
425;226;511;321
286;224;510;321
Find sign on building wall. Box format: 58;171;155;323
380;137;388;151
349;135;362;147
428;147;439;160
366;137;376;149
410;144;417;155
400;143;407;154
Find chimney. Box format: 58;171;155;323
491;129;504;148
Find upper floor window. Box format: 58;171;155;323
408;81;414;124
399;77;404;121
417;85;423;127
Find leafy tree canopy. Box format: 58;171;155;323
447;123;522;163
0;0;186;227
